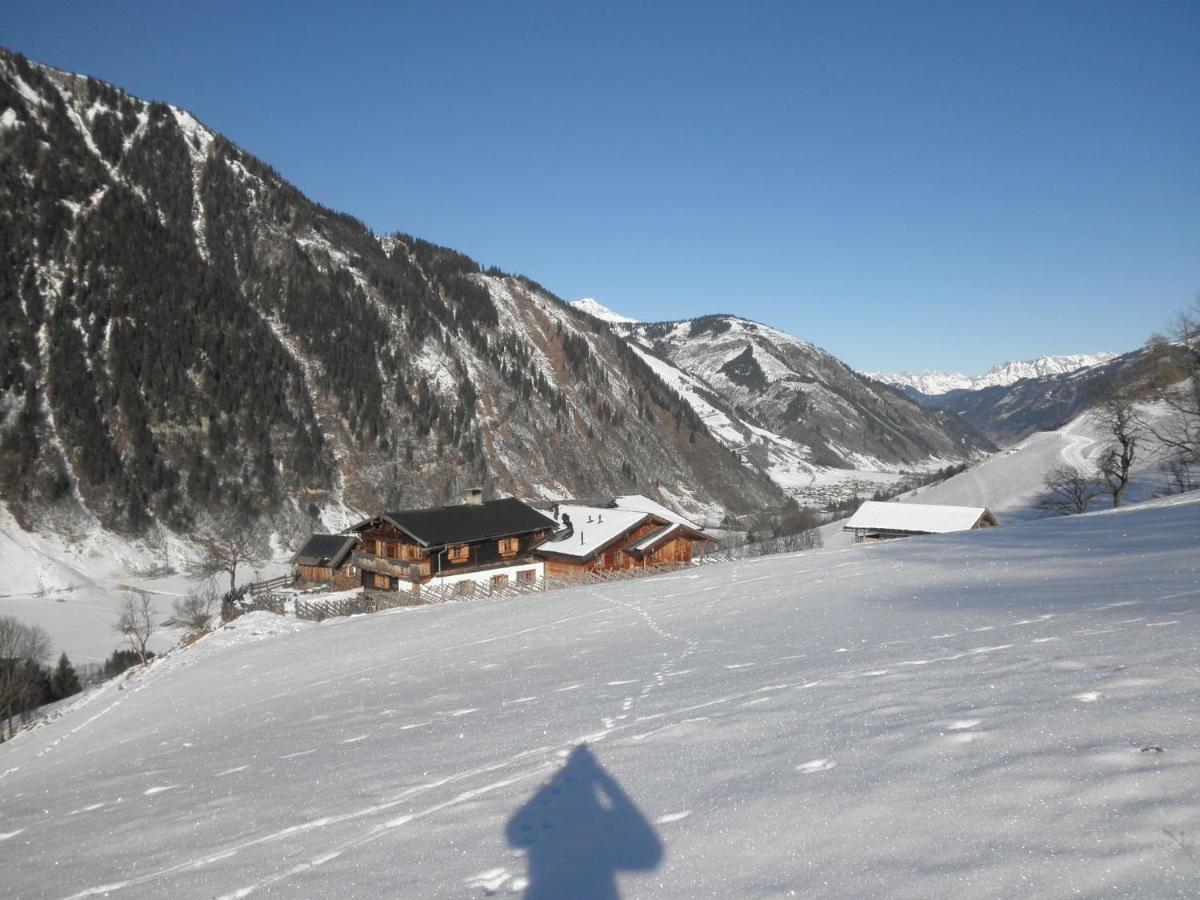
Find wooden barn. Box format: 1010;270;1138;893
350;491;556;594
292;533;360;588
843;501;998;544
534;503;712;575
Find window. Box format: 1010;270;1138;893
517;569;536;583
373;573;390;589
498;537;519;557
455;580;475;596
374;539;385;557
447;544;469;564
491;574;509;591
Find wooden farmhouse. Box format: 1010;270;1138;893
843;501;998;544
534;503;713;575
350;491;557;595
292;533;360;588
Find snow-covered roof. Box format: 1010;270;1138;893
630;522;681;552
612;494;702;530
536;505;653;559
843;501;996;535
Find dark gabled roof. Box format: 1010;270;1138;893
292;533;358;568
352;498;558;547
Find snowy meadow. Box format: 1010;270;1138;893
1;494;1198;898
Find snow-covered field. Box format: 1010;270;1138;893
2;493;1198;898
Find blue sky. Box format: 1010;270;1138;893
4;1;1198;372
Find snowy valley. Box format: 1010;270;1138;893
0;32;1197;900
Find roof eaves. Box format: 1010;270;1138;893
535;514;658;560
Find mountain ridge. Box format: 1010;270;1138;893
0;47;787;539
867;353;1117;396
584;310;996;500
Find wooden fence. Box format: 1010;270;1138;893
247;575;293;594
291;562;691;621
223;540;818;626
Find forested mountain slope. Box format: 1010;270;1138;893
0;49;785;538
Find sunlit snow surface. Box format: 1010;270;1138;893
2;495;1199;898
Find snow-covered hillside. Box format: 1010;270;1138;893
895;399;1176;524
0;506;295;663
570;298;639;324
3;495;1198;898
870;353;1117;395
612;314;992;504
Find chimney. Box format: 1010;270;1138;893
463;487;484;507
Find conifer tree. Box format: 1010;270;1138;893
51;651;82;700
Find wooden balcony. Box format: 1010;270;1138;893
354;553;431;581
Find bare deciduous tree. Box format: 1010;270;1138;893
1147;297;1200;468
1037;465;1102;516
1160;455;1196;495
0;614;51;741
189;526;257;595
1093;380;1143;508
115;591;156;664
171;584;217;634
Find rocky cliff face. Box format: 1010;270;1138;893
0;49;786;538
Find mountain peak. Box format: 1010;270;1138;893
868;353;1117;395
570;298;639;324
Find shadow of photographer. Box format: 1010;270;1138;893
506;744;664;899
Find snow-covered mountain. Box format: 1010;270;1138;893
0;46;999;542
869;353;1117;395
570;297;639;324
0;48;785;539
4;492;1198;897
617;315;994;485
926;345;1165;446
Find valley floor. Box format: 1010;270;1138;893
2;492;1198;897
0;506;292;664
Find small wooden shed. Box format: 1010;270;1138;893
843;501;998;544
292;533;360;587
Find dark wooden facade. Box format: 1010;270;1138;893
292;534;360;588
354;521;549;590
351;498;556;591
